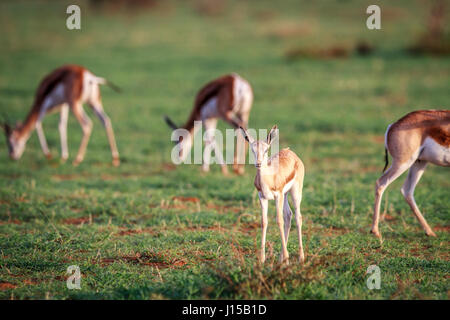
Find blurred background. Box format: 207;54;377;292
0;1;449;158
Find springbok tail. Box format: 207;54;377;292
382;148;389;173
382;124;392;173
164;115;178;130
96;77;121;93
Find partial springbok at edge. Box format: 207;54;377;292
164;73;253;175
371;109;449;238
240;125;305;264
1;65;120;166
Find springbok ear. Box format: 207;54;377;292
267;125;278;144
239;126;254;143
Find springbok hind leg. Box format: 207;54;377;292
283;194;293;245
371;159;414;238
290;182;304;263
72;103;92;166
401;160;436;237
275;193;289;265
89;101;120;166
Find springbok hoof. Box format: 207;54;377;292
221;166;229;176
370;229;382;239
112;158;120;167
72;159;82;167
233;166;245;175
279;255;289;266
45;153;53;160
299;253;305;264
426;230;437;237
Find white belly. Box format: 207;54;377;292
43;84;66;113
200;97;219;119
282;175;296;194
420;137;450;166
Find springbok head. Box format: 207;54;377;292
2;119;27;160
240;125;278;168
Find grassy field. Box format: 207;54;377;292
0;0;449;299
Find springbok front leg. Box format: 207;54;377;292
222;111;248;175
275;193;289;264
371;159;414;238
233;129;246;175
202;118;227;175
401;160;436;237
90;101;120;166
34;94;55;160
59;104;69;161
290;182;305;263
259;192;269;263
232;114;249;175
72;103;92;166
35;121;51;159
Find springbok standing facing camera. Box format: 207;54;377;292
2;64;120;166
240;125;306;264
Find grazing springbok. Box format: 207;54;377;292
164;73;253;175
1;65;120;166
240;125;306;264
371;110;449;238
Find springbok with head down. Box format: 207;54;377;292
2;65;120;166
240;125;305;264
164;73;253;175
371;109;449;238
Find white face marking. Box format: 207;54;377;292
249;141;270;167
8;132;26;160
420;137;450;166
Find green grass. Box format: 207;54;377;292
0;0;448;299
